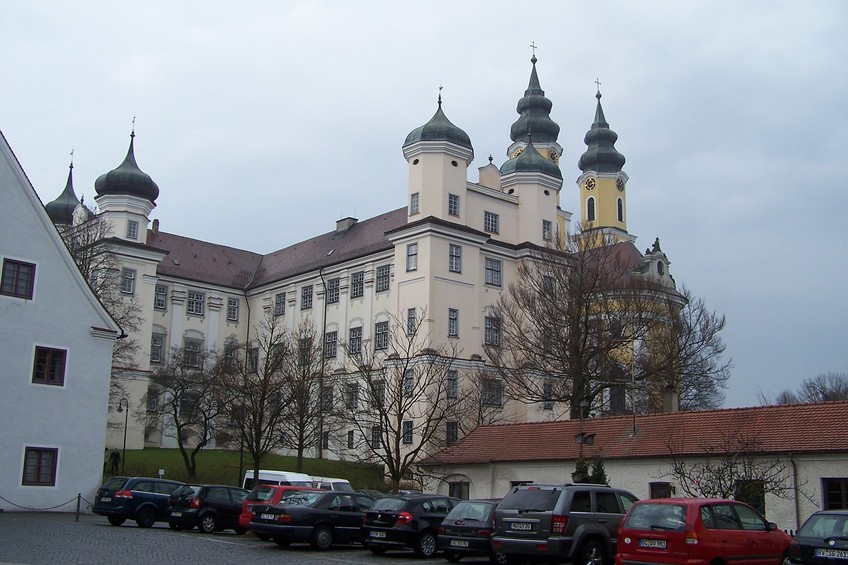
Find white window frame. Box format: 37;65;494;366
301;285;313;310
274;292;286;316
485;257;502;287
484;211;499;234
350;271;364;298
449;244;462;273
120;268;136;295
376;265;390;292
448;308;459;337
187;291;205;316
126;220;139;240
448;193;460;216
327;278;340;304
406;243;418;271
154;284;167;310
227;297;239;322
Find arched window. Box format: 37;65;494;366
587;197;596;222
617;198;624;222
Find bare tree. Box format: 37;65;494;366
217;311;295;484
332;310;467;493
147;347;223;480
665;431;807;505
761;372;848;406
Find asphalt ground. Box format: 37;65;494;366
0;511;489;565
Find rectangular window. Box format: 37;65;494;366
127;220;139;240
448;480;470;500
406;243;418;271
347;430;355;449
350;271;364;298
449;244;462;273
120;268;136;295
274;292;286;316
482;377;504;406
543;381;554;410
372;379;386;407
735;479;766;515
322;386;334;411
32;346;66;386
370;425;381;449
543;275;555;294
183;339;202;368
2;259;36;299
485;257;502;287
346;383;359;409
448;308;459;337
22;447;58;486
376;265;391;292
227;298;239;322
301;285;313;310
324;331;337;358
150;335;164;364
485;315;501;347
154;284;167;310
446;421;459;445
407;308;416;335
403;369;415;398
542;219;553;241
649;482;674;499
410;192;420;215
187;291;205;316
248;347;259;373
322;431;330;449
349;326;362;356
823;478;848;510
448;193;460;216
446;369;458;399
146;389;159;413
375;321;389;350
402;421;413;444
327;278;340;304
484;211;500;234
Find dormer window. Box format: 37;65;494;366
657;262;665;276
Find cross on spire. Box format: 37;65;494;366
530;41;537;57
438;85;443;106
594;78;602;93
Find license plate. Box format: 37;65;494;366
511;522;532;531
261;513;276;520
100;497;111;502
451;540;469;548
816;549;848;559
171;512;182;517
370;531;386;538
638;538;667;549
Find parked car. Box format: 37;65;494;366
438;499;505;564
248;490;376;549
617;497;792;565
241;469;313;490
362;493;460;557
788;509;848;565
312;476;354;492
92;476;185;528
167;484;249;534
239;485;321;535
492;483;637;565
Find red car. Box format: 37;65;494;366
239;485;320;537
616;498;792;565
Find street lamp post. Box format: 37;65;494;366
117;397;129;474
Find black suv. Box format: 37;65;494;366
362;493;460;557
492;483;637;565
92;476;185;527
167;484;249;534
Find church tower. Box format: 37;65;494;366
577;89;633;244
45;159;85;231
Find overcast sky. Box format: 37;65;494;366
3;1;846;409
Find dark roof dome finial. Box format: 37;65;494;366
94;120;160;203
403;89;473;152
509;48;560;144
45;150;82;225
578;82;626;173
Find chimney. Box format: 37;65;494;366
152;218;159;234
336;217;357;233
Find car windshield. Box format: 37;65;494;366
447;502;493;521
623;503;686;532
797;514;848;539
280;492;323;506
498;488;560;512
371;498;406;512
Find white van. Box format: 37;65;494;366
241;469;313;490
311;476;354;492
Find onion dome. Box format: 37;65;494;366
578;91;626;173
500;139;562;180
403;96;473;151
95;131;160;202
45;161;81;225
509;55;560;144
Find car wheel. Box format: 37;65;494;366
135;508;157;528
233;527;247;535
274;537;291;547
781;554;791;565
414;531;438;558
168;521;184;531
107;515;126;526
199;513;218;534
310;526;334;550
369;546;388;555
445;552;463;563
578;540;605;565
490;551;508;565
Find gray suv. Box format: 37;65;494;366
492;483;637;565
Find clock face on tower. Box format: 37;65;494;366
585;177;596;191
512;147;525;158
616;178;625;191
548;148;559;164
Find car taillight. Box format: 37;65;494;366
685;530;698;545
397;511;413;525
438;526;445;534
278;514;292;523
477;528;492;537
114;490;133;499
190;498;201;509
551;515;568;534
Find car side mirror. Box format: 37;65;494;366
767;522;778;531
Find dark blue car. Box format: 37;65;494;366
92;476;184;527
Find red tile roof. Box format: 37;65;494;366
424;401;848;466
